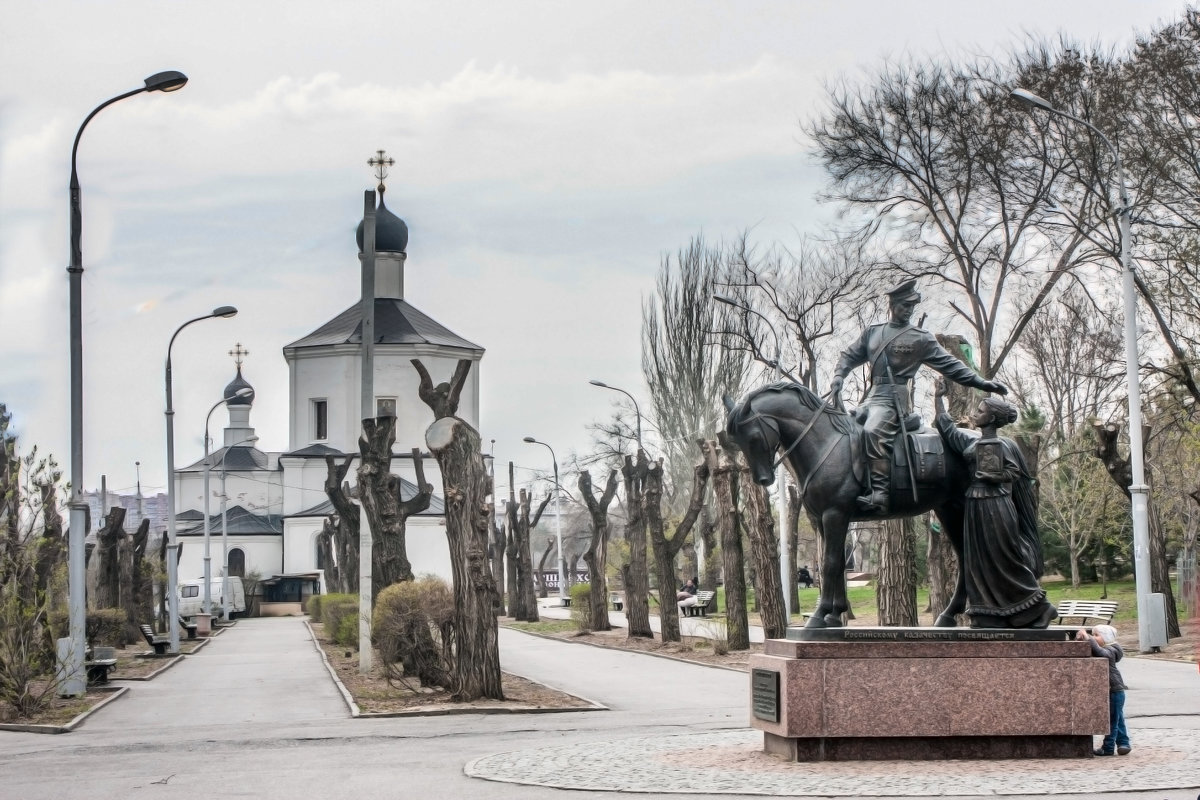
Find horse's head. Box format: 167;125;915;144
724;391;779;486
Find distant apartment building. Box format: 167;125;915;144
81;489;169;536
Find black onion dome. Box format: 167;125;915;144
224;367;255;406
356;198;409;254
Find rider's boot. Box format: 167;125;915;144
856;458;890;515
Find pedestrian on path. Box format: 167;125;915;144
1078;624;1131;756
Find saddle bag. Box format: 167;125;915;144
905;432;946;485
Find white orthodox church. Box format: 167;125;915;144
172;173;483;611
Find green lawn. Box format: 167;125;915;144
706;579;1172;628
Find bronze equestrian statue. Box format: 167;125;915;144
830;280;1008;515
725;281;1051;630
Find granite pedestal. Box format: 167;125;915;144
749;627;1109;761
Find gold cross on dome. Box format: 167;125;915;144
229;342;249;368
367;149;395;194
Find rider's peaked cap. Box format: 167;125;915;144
885;279;921;303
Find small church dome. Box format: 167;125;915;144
224;367;255;406
356;198;409;254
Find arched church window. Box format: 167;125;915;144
228;548;246;578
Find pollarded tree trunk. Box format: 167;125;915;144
877;516;918;626
490;507;506;611
699;507;719;593
1092;420;1181;639
536;537;554;598
414;357;503;701
126;519;152;642
33;479;65;597
579;468;619;632
316;520;340;592
518;489;550;619
324;454;359;593
701;438;749;650
645;455;709;643
95;507;126;609
740;479;787;640
358;416;434;601
621;451;653;638
504;511;519;616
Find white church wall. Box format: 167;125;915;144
283;517;323;574
405;517;452;583
176;536;281;585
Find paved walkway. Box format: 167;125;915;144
0;615;1195;799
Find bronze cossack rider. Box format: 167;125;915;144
829;280;1007;514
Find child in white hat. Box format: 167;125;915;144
1077;624;1131;755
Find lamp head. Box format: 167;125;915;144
213;305;238;318
145;71;188;93
233;388;253;399
1010;87;1056;113
589;380;608;388
522;436;537;444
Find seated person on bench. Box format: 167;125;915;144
797;565;814;589
677;577;699;609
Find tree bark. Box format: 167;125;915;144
740;478;787;639
415;357;503;701
358;416;433;601
127;519;151;643
877;516;918;626
95;507;126;609
701;439;749;650
504;508;519;617
323;454;359;593
646;455;709;642
579;468;619;632
535;537;554;598
490;506;506;612
1092;420;1181;639
620;451;654;638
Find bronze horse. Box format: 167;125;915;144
724;382;970;628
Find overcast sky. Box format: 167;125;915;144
0;0;1186;497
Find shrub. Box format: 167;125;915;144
48;607;131;648
372;576;454;688
569;582;592;633
0;582;59;719
320;593;359;649
305;594;323;619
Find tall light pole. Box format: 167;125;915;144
220;434;259;622
63;70;188;697
589;380;643;451
165;306;238;654
523;436;566;605
202;388;253;616
713;294;792;622
1011;87;1155;652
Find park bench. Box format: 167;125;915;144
85;646;117;685
1055;600;1118;627
139;624;171;655
609;592;624;612
681;590;716;617
178;616;198;640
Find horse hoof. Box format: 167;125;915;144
934;614;958;628
803;615;826;629
823;614;844;628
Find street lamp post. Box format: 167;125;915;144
220;435;258;622
202;388;253;616
523;436;566;605
1011;87;1155;652
63;70;188;696
588;380;643;450
713;294;792;622
165;306;238;654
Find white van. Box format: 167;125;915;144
179;577;247;619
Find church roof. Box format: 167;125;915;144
224;367;254;406
177;505;283;536
283;298;483;352
178;446;271;473
282;444;347;457
287;477;445;518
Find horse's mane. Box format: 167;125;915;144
732;381;858;437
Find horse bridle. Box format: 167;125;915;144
739;391;847;496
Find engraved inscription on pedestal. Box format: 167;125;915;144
752;668;780;723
